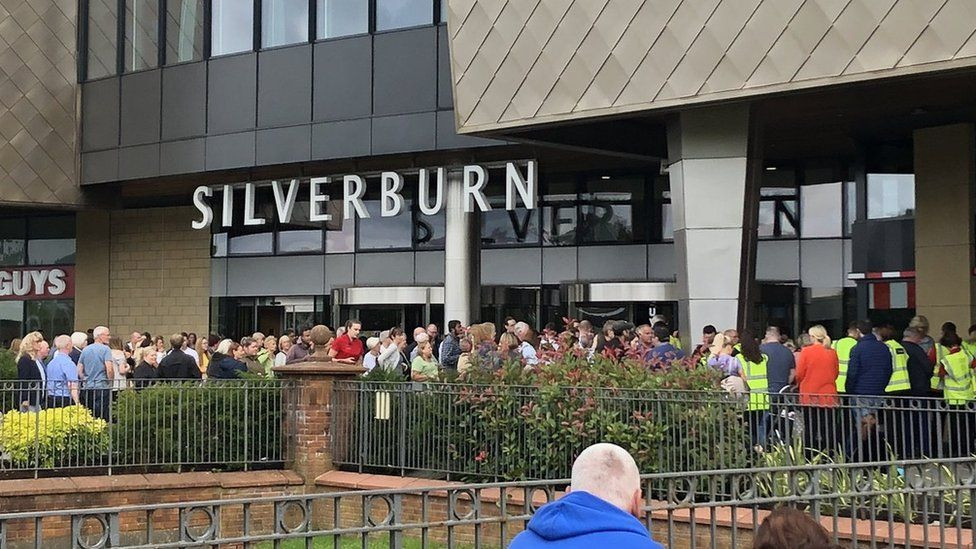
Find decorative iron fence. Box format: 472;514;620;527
0;380;293;477
1;456;973;548
331;381;976;480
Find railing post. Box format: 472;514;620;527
177;387;183;473
243;382;250;471
272;326;364;487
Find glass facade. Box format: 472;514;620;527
262;0;309;48
87;0;119;79
0;215;76;348
124;0;159;71
375;0;432;31
318;0;369;39
867;173;915;219
211;0;254;56
166;0;205;64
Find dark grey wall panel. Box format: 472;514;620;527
436;110;499;150
226;255;325;295
118;144;160;180
205;131;256;171
208;54;257;134
120;70;161;146
256;126;311;165
160;138;206;175
437;26;453;110
542;247;577;285
81;149;119;184
481;249;542;285
211;258;228;297
313;37;372;121
355;252;415;286
415;251;445;284
311;118;371;160
324;254;354;292
81;79;119;151
373;27;437;116
578;245;647;281
258;46;312;128
372;112;435;155
161;63;207;140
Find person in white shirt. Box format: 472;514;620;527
514;321;539;366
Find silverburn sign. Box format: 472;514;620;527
191;161;538;230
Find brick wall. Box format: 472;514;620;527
106;206;210;338
0;471;303;548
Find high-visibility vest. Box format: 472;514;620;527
670;335;683;351
737;353;770;411
940;350;974;405
931;343;948;391
884;340;911;393
834;337;857;393
962;341;976;361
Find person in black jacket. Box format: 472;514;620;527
16;333;49;411
157;334;202;380
207;340;247;380
131;347;159;389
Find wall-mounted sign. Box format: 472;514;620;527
191;161;538;230
0;266;74;300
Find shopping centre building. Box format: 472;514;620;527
0;0;974;343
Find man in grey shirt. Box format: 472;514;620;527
759;326;795;394
79;325;115;420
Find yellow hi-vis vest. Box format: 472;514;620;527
884;340;911;393
737;353;770;411
931;343;948;391
940;350;974;405
834;337;857;393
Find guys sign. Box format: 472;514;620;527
190;161;538;230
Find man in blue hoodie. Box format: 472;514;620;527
509;443;664;549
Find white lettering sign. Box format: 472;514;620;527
189;161;538;229
0;268;71;299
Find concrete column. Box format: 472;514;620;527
913;124;976;328
666;104;753;339
443;169;480;325
73;210;110;331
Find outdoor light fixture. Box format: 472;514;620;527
765;166;777;171
601;175;611;180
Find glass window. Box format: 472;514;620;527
0;301;23;349
124;0;159;71
317;0;368;39
845;181;856;236
414;175;445;249
358;183;413;250
28;239;75;265
375;0;431;31
278;199;323;253
87;0;119;79
579;176;646;244
867;174;915;219
227;186;274;255
0;240;25;266
25;300;74;341
440;0;447;23
166;0;205;64
800;182;842;238
27;216;74;239
759;188;798;238
481;176;540;247
541;178;576;246
262;0;309;48
211;0;254;56
661;201;673;241
229;233;273;255
212;233;228;257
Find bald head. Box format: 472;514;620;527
570;443;642;517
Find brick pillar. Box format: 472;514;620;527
273;363;364;486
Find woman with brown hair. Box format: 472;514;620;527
754;507;839;549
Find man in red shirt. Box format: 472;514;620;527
330;319;364;364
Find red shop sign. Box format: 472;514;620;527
0;266;74;300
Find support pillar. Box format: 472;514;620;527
443;169;481;325
666;104;756;340
913;123;976;328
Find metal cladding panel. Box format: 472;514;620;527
447;0;976;134
0;0;82;203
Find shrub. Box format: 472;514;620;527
0;406;108;468
112;381;285;471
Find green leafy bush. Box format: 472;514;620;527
112;381;285;471
0;406;108;468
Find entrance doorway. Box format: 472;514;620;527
332;287;444;336
211;296;328;341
